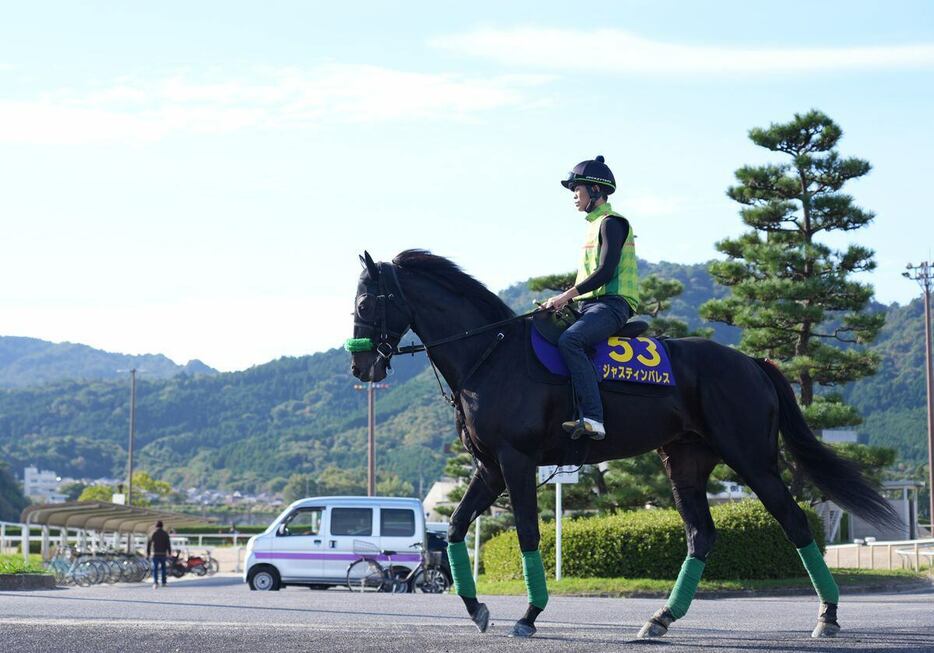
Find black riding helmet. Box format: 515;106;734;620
560;155;616;195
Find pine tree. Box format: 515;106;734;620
700;110;885;497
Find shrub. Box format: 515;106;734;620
482;500;825;581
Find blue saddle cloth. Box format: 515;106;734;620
531;328;676;386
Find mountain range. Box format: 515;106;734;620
0;259;929;494
0;336;217;387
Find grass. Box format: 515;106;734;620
0;554;49;575
475;568;930;597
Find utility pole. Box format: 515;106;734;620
127;368;137;507
904;261;934;532
353;382;390;496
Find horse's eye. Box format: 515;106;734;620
356;295;374;321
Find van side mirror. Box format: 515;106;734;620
277;523;287;536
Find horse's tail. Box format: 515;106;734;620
754;358;901;529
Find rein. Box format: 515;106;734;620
395;307;542;355
348;261;543;363
347;260;545;406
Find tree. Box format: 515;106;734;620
78;484;113;502
316;466;366;496
0;462;29;521
132;471;172;505
283;473;318;504
59;481;87;501
375;474;415;497
832;443;896;487
700;110;885;497
76;471;172;507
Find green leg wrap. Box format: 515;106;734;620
521;549;549;609
797;540;839;604
665;556;706;619
448;540;476;599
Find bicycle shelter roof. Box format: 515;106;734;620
21;501;208;534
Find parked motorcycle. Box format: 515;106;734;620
167;550;209;577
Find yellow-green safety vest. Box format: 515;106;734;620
574;203;639;311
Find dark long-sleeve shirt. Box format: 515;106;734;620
147;528;171;557
574;216;630;296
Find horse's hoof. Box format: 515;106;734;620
471;603;491;633
637;620;668;638
638;607;674;638
811;621;840;638
508;621;536;638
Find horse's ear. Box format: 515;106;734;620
359;255;367;269
363;251;380;279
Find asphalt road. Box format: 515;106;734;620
2;575;933;652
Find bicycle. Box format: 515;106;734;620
346;541;450;594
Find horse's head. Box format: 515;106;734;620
346;251;413;382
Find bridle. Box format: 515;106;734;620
349;260;543;385
351;262;420;363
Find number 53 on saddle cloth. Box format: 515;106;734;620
530;312;676;387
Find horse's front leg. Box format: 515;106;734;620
498;445;547;638
448;464;505;633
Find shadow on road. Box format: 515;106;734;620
10;590;482;624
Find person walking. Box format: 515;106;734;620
147;520;171;589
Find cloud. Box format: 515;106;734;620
0;64;551;144
432;28;934;76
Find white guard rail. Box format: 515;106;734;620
825;537;934;575
1;521;247;572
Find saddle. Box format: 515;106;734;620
532;307;649;346
530;307;675;388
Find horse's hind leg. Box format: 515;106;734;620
735;466;841;638
498;445;547;638
448;463;505;633
638;439;719;639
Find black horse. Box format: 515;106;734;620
348;250;898;640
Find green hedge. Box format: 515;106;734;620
482;500;825;581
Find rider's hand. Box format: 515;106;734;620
543;288;579;311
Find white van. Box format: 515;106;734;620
244;496;426;591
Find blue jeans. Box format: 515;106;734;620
557;296;633;423
152;556;167;585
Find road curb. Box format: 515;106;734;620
0;574;57;591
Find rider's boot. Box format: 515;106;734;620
562;417;605;441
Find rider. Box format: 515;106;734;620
543;155;639;440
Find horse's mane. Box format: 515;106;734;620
392;250;515;322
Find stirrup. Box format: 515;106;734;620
562;419;605;441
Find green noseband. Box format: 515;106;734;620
344;338;375;353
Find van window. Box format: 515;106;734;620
331;508;373;536
280;507;322;536
381;509;415;537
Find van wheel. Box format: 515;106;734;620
248;566;281;591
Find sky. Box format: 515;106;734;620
1;1;933;371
